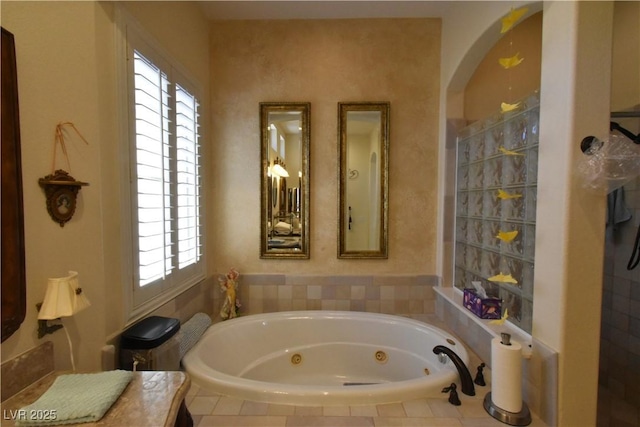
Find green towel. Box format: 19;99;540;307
16;370;134;426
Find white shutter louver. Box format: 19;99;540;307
132;50;202;289
175;84;202;269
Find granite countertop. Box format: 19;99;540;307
1;371;190;427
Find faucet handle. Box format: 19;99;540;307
441;383;461;406
474;362;486;386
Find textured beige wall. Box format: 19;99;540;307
210;18;441;274
1;0;115;372
611;1;640;112
0;1;211;372
464;12;542;122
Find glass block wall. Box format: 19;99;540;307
454;91;539;333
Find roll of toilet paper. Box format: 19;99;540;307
491;336;523;413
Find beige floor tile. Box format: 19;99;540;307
198;415;287;426
286;416;374;426
212;396;245;415
426;398;463;418
188;396;220;415
240;400;270;415
457;397;490;418
351;404;379;417
191;415;203;426
459;417;505;426
294;405;324;416
376;402;406;417
374;417;462;426
195;387;224;397
187;383;201;398
527;416;550;427
185;393;197;407
323;406;351;416
268;403;297;416
401;398;434;417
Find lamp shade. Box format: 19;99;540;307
272;163;289;177
38;271;91;320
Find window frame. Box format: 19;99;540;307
117;8;206;322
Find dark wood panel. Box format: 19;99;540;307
1;27;26;342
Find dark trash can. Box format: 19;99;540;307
120;316;180;371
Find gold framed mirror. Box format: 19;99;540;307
260;102;310;259
338;102;390;259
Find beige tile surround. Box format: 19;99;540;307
212;274;439;321
150;277;216;324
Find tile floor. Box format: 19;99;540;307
185;379;547;427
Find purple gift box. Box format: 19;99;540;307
463;289;502;319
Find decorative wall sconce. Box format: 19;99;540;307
37;271;90;371
39;122;89;227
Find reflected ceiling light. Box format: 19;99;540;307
272;158;289;177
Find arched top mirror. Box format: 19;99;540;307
338;102;390;259
260;102;310;259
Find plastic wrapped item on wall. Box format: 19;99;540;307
577;133;640;194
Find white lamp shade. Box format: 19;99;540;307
272;163;289;177
38;271;91;320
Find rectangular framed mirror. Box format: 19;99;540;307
338;102;390;259
260;102;310;259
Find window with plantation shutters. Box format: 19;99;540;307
133;51;172;287
124;22;204;309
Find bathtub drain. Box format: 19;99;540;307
291;353;302;365
374;350;388;364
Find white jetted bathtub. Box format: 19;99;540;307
182;310;467;406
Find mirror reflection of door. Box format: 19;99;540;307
338;102;389;259
345;111;382;251
260;103;310;259
368;151;380;249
